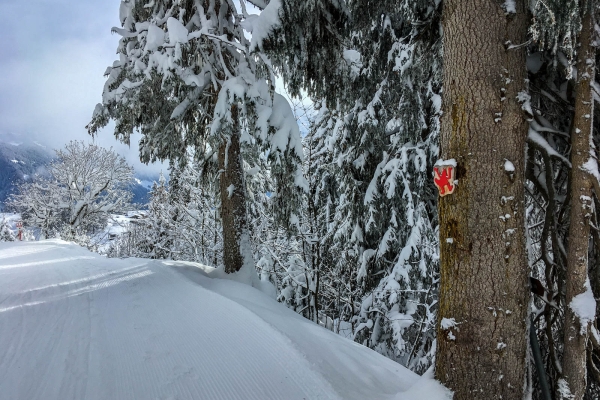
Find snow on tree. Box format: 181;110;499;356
258;0;443;372
88;0;306;275
138;172;177;259
8;180;64;239
8;141;134;242
0;218;15;242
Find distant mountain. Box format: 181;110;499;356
0;135;153;210
130;178;153;206
0;139;54;209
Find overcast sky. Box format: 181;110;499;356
0;0;165;177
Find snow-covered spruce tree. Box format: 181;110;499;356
8;141;134;243
0;218;15;242
262;0;442;371
266;0;349;103
166;156;224;264
88;0;305;274
139;172;177;259
294;101;350;327
335;1;441;372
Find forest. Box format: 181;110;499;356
3;1;600;399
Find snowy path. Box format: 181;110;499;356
0;240;448;400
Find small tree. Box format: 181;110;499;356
0;218;15;242
8;141;134;241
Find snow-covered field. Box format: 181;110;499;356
0;240;450;400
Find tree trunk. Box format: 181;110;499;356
435;1;529;398
218;105;250;273
562;6;595;399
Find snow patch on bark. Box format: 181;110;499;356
569;277;597;335
503;0;516;14
557;378;575;399
440;317;457;329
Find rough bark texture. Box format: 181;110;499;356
562;8;595;400
218;105;249;273
435;1;530;398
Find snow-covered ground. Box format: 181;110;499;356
0;240;450;400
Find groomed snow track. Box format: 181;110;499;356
0;240;448;400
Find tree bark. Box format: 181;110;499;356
562;6;595;399
435;1;529;398
218;105;250;273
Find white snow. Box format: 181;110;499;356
440;317;457;330
145;23;165;52
434;158;457;167
0;240;450;400
528;127;572;167
557;378;574;399
503;0;516;14
167;17;189;45
517;91;533;118
227;184;235;198
244;0;282;52
569;277;597;335
343;49;363;77
582;156;600;183
503;159;515;172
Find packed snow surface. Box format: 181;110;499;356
0;240;450;400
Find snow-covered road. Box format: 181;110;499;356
0;240;449;400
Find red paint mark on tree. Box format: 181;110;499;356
434;166;456;196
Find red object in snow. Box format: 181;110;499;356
16;221;23;241
434;166;456;196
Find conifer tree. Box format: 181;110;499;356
88;0;305;274
142;173;175;259
266;0;443;370
435;0;530;397
0;219;15;242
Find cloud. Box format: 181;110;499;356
0;0;166;178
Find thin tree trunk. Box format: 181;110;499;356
218;104;250;273
562;6;595;399
435;1;529;398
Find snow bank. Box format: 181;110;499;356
0;240;450;400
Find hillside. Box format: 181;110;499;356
0;139;53;207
